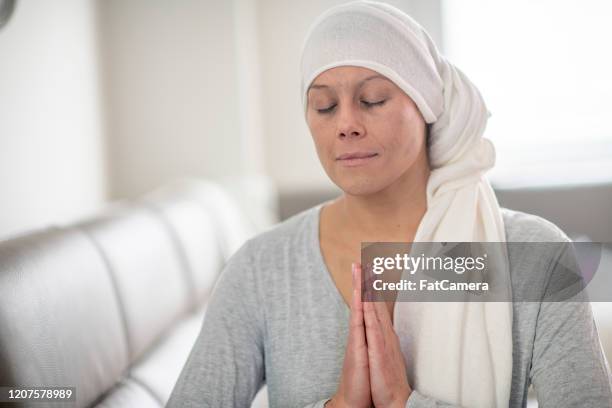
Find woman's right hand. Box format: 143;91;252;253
326;262;372;408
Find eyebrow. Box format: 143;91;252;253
308;74;390;92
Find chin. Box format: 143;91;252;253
334;175;387;197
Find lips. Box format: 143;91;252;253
336;151;378;160
336;151;379;167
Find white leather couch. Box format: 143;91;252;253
0;178;274;407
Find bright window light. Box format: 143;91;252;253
441;0;612;186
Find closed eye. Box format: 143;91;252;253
362;99;386;108
316;104;337;114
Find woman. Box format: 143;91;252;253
167;1;612;407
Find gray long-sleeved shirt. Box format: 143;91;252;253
166;205;612;408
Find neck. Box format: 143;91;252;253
337;153;430;242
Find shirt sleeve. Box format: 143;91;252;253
166;241;266;408
165;241;333;408
530;243;612;407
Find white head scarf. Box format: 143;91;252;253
300;1;513;407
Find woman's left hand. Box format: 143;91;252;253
361;276;412;408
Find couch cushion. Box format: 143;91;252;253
78;203;191;363
0;227;128;408
147;179;257;259
94;378;161;408
130;307;207;404
141;192;224;306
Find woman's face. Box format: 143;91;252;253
306;66;428;196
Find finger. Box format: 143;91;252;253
361;262;375;302
373;300;394;335
349;263;367;348
352;262;363;310
363;298;385;355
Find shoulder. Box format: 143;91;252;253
248;204;319;251
225;204;320;267
501;207;571;243
212;205;321;307
210;206;320;305
501;208;577;303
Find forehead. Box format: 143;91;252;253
308;66;392;92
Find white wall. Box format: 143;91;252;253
98;0;265;200
257;0;443;193
0;0;443;238
0;0;107;239
234;0;266;176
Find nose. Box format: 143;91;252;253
336;104;365;139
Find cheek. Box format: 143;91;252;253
376;107;426;172
308;119;333;161
384;110;422;153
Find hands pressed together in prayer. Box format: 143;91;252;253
326;263;412;408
